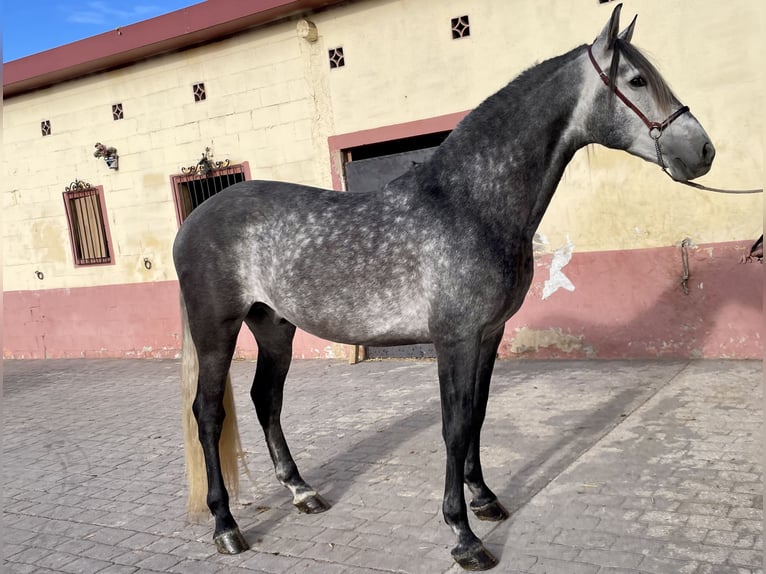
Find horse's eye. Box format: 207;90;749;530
629;76;647;88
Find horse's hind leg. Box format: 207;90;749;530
246;307;330;514
192;321;249;553
465;329;509;522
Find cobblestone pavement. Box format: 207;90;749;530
3;359;762;574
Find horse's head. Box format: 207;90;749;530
587;4;715;181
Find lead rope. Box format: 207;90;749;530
667;175;763;195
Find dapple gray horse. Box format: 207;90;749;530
173;4;714;570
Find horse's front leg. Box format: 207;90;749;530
435;335;498;571
465;329;509;522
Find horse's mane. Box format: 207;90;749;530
609;38;677;114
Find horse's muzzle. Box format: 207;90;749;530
671;139;715;181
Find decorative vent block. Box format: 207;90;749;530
112;103;124;120
193;83;207;102
329;47;345;69
41;120;51;136
451;15;470;39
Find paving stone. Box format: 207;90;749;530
3;564;40;574
167;540;219;560
83;526;140;546
518;541;581;561
529;557;599;574
736;519;762;535
728;549;763;568
644;524;708;543
285;559;349;574
695;563;759;574
116;531;162;550
704;529;756;549
133;551;185;571
607;535;664;556
298;542;360;563
686;514;738;531
728;507;763;521
343;547;447;573
96;566;140;574
639;510;690;526
554;529;615;549
6;546;56;565
76;541;128;562
238;551;311;573
576;548;644;569
311;527;361;546
621;497;680;512
660;541;730;563
6;566;60;574
29;550;79;571
636;554;699;574
58;556;117;574
676;502;730;516
168;559;224;574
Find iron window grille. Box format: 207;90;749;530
62;180;113;266
41;120;51;136
172;162;250;225
112;103;124;120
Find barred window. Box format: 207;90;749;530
63;181;113;266
171;161;249;225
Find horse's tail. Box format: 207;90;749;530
180;293;247;521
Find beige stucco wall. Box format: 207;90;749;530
3;20;329;291
319;0;763;252
3;0;762;293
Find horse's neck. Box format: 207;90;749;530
427;47;587;242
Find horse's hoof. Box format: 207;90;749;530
214;528;250;554
451;542;499;571
470;500;510;522
294;492;331;514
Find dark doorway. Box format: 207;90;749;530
343;131;450;358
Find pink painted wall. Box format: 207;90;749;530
1;281;330;360
4;282;183;359
503;241;762;359
3;241;761;360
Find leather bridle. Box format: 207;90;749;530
587;43;762;195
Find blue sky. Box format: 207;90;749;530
3;0;201;62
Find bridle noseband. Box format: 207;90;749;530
587;43;689;172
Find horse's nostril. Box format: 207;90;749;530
702;141;716;164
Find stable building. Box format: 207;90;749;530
3;0;762;360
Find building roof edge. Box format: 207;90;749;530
4;0;345;97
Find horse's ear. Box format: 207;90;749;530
595;3;623;50
618;14;637;44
